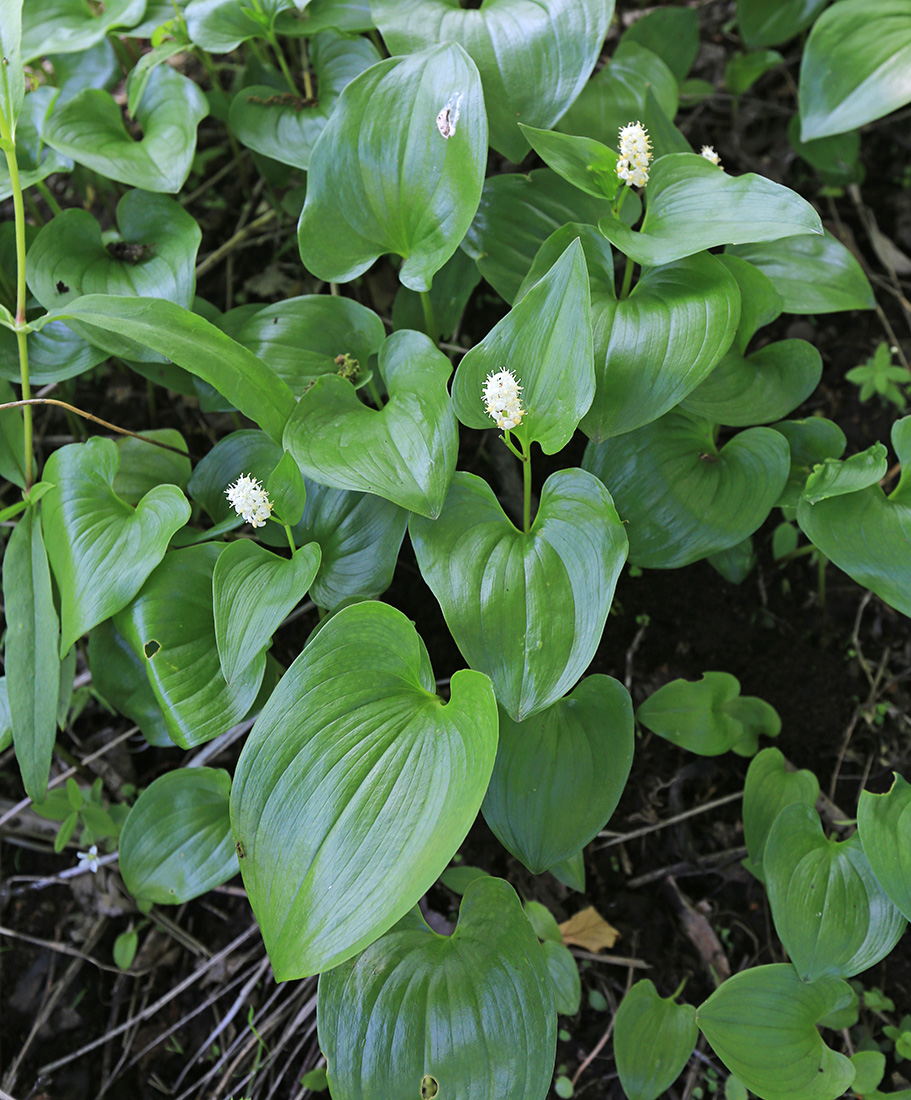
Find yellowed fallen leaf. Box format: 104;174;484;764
558;905;621;952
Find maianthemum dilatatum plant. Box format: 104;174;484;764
2;0;911;1096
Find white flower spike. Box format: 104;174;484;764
616;121;652;188
701;145;723;168
226;474;273;529
77;844;100;874
483;369;525;431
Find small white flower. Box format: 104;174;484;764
225;474;273;529
701;144;723;168
77;844;100;874
616;121;652;188
483;369;525;431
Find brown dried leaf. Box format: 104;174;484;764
558;905;621;952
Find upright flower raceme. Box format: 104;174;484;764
226;474;273;529
701;144;723;168
616;121;652;188
483;369;525;431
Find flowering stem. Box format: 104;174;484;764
282;522;297;553
366;376;384;408
611;186;628;221
619;254;635;300
419;291;438;344
522;444;532;534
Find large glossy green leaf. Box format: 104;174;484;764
451;239;593;454
120;768;238;904
0;319;107;385
42;296;295;443
318;877;556;1100
0;87;71;201
614;980;698;1100
115;544;266;748
89;620;173;747
27;191;201;314
42;65;208;193
482;675;633;873
584;412;791;569
696;965;856;1100
519;124;620;201
765;803;906;981
0;379;25;488
184;0;310;50
298;43;486;292
771;417;847;513
583;252;740;441
373;0;613;163
515;221;614;302
737;0;828;48
727;232;875;314
797;417;911;617
230;601;498;978
799;0;911;140
229;32;379;170
622;6;699;82
112;430;191;505
558;41;679;153
217;294;385;398
599;154;823;267
21;0;145;59
858;773;911;922
638;672;780;757
462;168;617;304
3;506;60;802
742;747;819;883
283;330;458;517
410;469;627;721
0;0;25;133
42;438;191;654
213;539;321;683
542;938;581;1016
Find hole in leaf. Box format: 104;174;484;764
420;1075;439;1099
143;639;161;659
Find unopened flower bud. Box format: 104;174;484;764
701;145;723;169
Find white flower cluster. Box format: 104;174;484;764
701;144;723;168
483;369;525;431
616;121;652;188
225;474;273;529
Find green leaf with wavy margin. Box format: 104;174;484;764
21;0;145;59
614;980;698;1100
410;469;627;721
742;747;819;883
120;768;238;903
230;601;498;978
298;43;486;292
318;877;556;1100
858;773;911;922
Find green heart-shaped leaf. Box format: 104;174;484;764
0;88;72;202
451;238;593;455
696;965;856;1100
515;221;615;302
742;747;819;882
582;252;740;441
799;0;911;140
318;877;556;1100
230;601;498;978
42;438;191;654
115;544;266;748
482;675;633;873
217;294;385;398
373;0;613;163
584;412;791;568
765;803;906;981
283;329;458;517
43;65;208;193
298;43;487;292
543;939;581;1015
120;768;238;904
112;430;191;505
771;417;847;513
88;620;173;747
21;0;145;59
213;539;321;682
727;232;875;314
27;190;201;314
185;0;310;51
797;418;911;617
858;773;911;921
462;169;617;304
0;318;108;385
599;154;823;267
410;469;627;721
614;980;698;1100
229;32;379;169
637;672;780;757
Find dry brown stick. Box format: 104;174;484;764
0;924;149;975
596;791;743;849
0;398;192;456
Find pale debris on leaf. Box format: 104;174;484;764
436;92;463;139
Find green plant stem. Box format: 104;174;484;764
300;39;314;101
267;33;299;94
419;290;438;343
0;111;35;487
619;253;635;300
366;376;384;408
522;444;532;533
35;178;63;216
282;522;297;553
611;185;628;221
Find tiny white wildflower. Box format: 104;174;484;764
225;474;273;529
701;144;723;168
77;844;100;874
482;369;525;431
616;121;652;188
